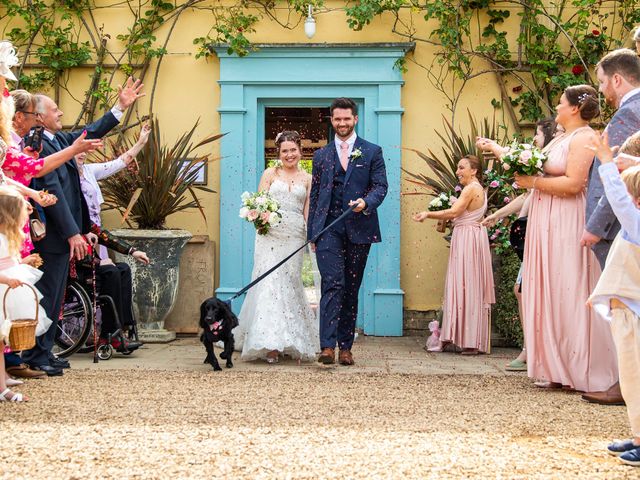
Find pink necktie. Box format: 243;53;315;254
339;142;349;171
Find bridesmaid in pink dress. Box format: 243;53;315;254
515;85;618;392
413;155;495;354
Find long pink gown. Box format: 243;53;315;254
522;127;618;392
441;190;495;352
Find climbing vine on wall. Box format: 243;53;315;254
344;0;640;128
0;0;324;131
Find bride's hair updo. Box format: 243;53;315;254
275;130;302;154
564;85;600;121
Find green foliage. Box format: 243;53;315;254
493;249;523;347
99;122;224;229
1;0;316;124
487;214;515;254
194;8;259;59
344;0;640;123
115;0;174;62
301;253;314;288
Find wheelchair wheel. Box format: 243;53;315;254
97;344;113;360
53;280;93;358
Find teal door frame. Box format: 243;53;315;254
214;43;412;336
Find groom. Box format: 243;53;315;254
308;97;388;366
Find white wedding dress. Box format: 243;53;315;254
233;179;319;361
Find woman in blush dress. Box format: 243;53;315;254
413;155;495;354
514;85;618;391
233;131;319;364
477;117;559;371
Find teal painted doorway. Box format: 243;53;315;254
215;44;411;336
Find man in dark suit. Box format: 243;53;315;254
580;49;640;404
308;97;388;366
21;78;144;375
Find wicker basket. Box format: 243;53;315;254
5;284;39;352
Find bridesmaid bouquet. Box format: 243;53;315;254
239;191;282;235
500;141;547;176
428;191;457;211
428;191;457;233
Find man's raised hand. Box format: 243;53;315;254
117;77;145;111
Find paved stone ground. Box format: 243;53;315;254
0;336;636;479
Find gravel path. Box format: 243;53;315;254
0;369;636;479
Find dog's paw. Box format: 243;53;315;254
213;365;223;371
226;361;233;369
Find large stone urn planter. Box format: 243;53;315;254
110;229;192;342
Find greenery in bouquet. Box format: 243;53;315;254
487;215;516;255
500;141;547;176
239;191;282;235
484;168;517;209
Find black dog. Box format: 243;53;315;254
199;297;238;371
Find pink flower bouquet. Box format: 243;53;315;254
239;191;282;235
501;141;547;176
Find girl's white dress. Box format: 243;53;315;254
233;179;319;361
0;233;52;341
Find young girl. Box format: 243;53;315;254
587;132;640;466
0;186;53;401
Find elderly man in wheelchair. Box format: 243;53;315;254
56;226;149;359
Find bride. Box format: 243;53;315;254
234;130;319;363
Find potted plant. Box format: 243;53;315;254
100;121;224;341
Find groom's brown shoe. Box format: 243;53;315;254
339;349;355;366
318;348;335;364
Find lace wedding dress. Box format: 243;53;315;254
233;178;319;361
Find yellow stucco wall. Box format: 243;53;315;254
2;1;522;312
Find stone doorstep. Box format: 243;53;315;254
137;329;177;343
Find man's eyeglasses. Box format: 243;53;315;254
17;111;38;116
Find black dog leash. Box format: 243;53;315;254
226;205;357;303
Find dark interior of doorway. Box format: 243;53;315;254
264;107;332;169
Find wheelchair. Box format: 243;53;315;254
53;260;140;361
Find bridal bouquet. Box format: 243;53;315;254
428;190;457;212
239;191;282;235
500;141;547;176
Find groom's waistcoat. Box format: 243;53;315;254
328;159;346;221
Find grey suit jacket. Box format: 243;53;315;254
586;91;640;240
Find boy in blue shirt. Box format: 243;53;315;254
587;131;640;467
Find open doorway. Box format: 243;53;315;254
264;106;331;172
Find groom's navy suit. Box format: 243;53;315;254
308;135;387;350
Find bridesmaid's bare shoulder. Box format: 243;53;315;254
570;128;598;149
